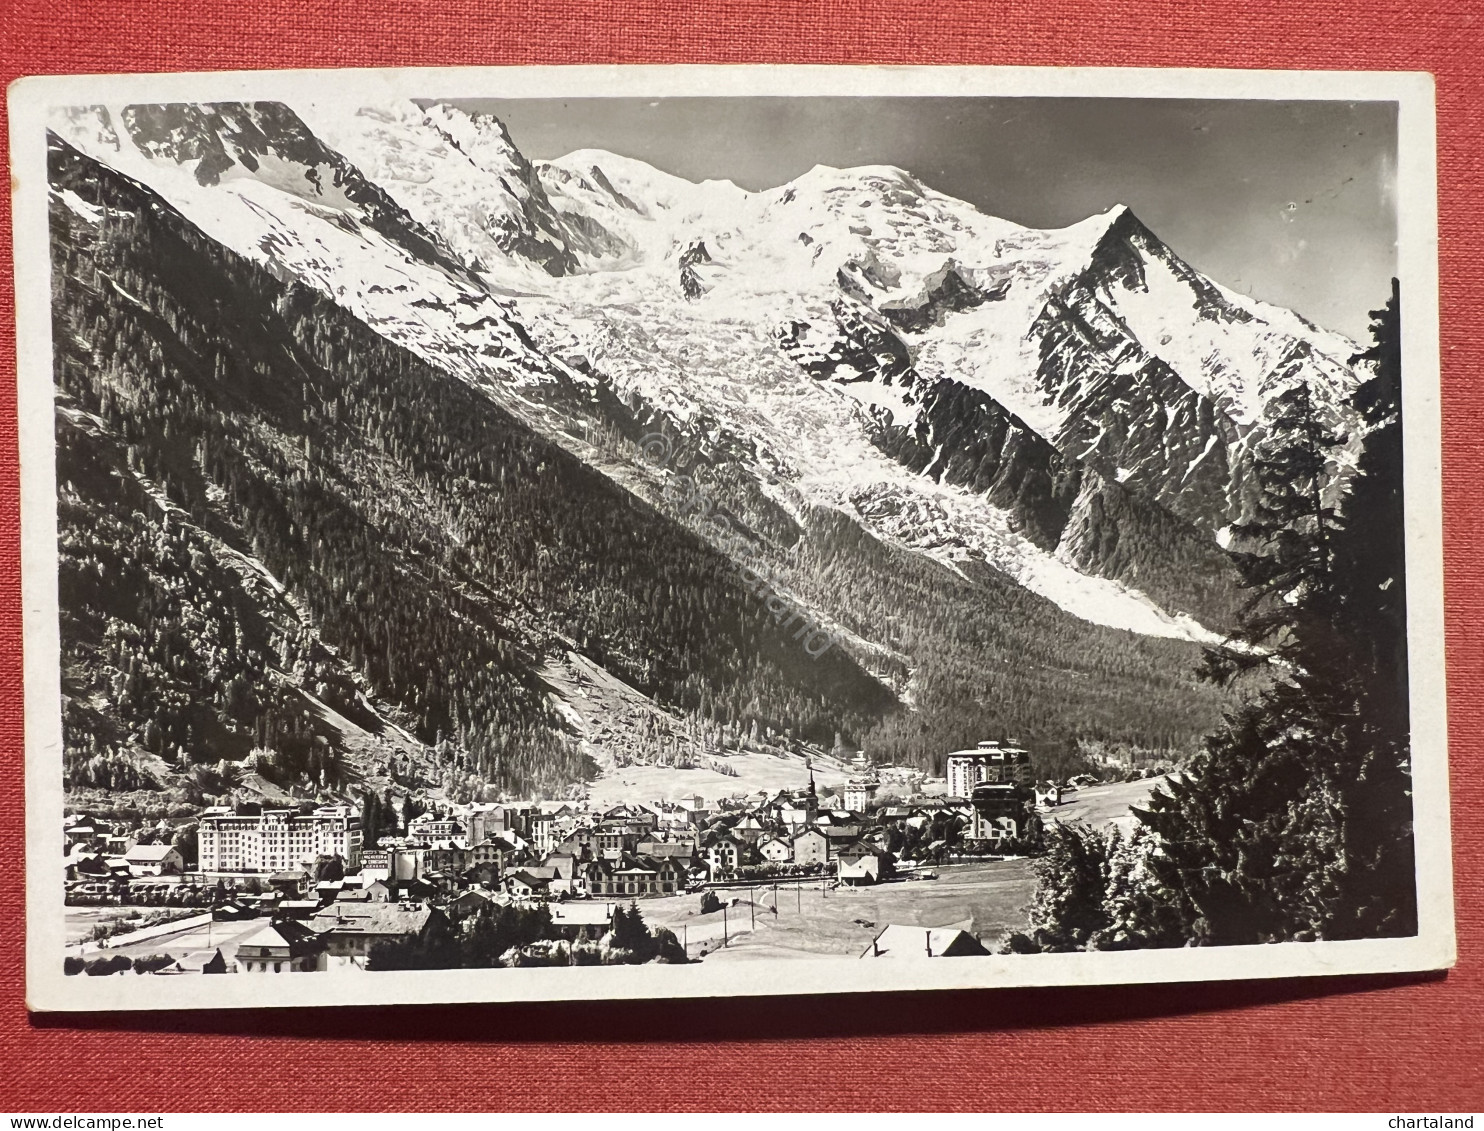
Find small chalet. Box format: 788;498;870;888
862;923;989;959
235;920;328;973
122;844;184;877
758;835;793;864
547;902;618;940
309;902;449;963
836;843;891;886
505;866;557;900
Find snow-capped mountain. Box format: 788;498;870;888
49;99;1367;648
528;151;1363;535
516;150;1366;635
46;102;619;439
294;100;609;279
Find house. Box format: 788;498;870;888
555;828;595;856
542;853;586;895
65;851;110;881
420;869;461;896
64;823;100;850
309;902;449;963
466;837;516;869
406;813;460;840
604;860;661;897
823;825;862;845
594;821;647;858
423;838;469;875
636;841;696;862
836;843;891;886
646;802;694;832
705;834;743;877
235;920;328;973
122;844;184;877
645;855;690;894
465;802;504;846
364;876;438;904
529;813;560;855
861;923;990;959
778;803;815;831
210;900;258;922
501;804;537;839
792;827;830;866
267;870;310;897
758;835;793;864
547;902;617;940
586;851;690;898
505;866;557;900
448;888;499;918
274;899;323;921
461;861;501;888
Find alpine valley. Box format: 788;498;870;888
46;100;1373;811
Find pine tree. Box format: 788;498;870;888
610;900;655;962
1133;279;1415;944
1002;822;1112;952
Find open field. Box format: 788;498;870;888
1046;775;1172;832
641;860;1037;961
543;650;853;806
64;904;209;947
585;753;850;808
64;913;265;967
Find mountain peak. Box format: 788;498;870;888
793;162;920;185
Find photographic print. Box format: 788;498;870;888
10;65;1452;1012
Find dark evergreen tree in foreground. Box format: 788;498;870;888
1009;281;1415;950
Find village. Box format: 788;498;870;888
61;741;1157;974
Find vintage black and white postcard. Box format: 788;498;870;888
10;65;1452;1012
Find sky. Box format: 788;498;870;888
452;96;1397;341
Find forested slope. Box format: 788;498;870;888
49;131;1238;801
48;136;898;799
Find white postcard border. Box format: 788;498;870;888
8;64;1453;1013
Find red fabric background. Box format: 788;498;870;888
1;0;1480;1112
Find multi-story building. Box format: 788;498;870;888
945;741;1033;798
843;777;880;813
705;834;743;877
406;813;460;841
969;782;1034;842
792;826;830;866
198;806;362;874
594;822;645;859
467;802;537;845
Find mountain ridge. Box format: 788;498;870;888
46;98;1371;800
